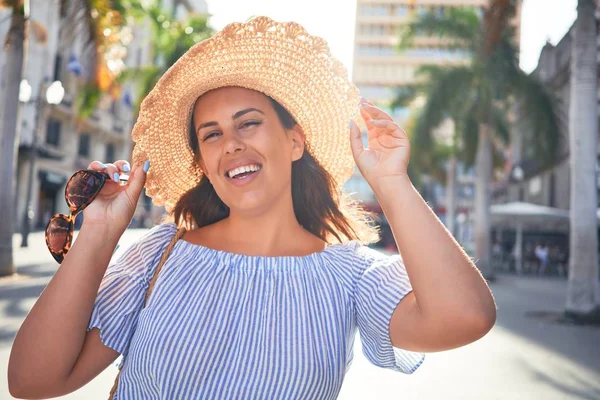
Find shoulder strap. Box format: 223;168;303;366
108;226;187;400
144;227;187;307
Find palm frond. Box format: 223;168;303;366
75;82;102;119
416;66;475;134
0;0;23;9
391;85;420;109
491;105;510;147
509;71;562;168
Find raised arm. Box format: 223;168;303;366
349;101;496;353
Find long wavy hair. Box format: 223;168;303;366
165;96;379;244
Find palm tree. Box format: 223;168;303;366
395;2;561;279
118;7;213;111
0;0;127;276
566;0;600;322
77;5;213;117
0;0;27;277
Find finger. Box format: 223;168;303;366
88;160;108;171
113;160;132;174
359;107;377;133
125;160;148;202
378;134;409;149
360;104;393;121
370;119;408;138
101;163;122;184
360;98;375;107
349;120;364;161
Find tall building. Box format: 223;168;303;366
352;0;521;114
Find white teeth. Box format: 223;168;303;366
227;164;261;178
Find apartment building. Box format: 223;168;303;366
0;0;207;233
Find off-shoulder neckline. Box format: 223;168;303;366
160;223;356;262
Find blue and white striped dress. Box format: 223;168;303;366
88;223;424;399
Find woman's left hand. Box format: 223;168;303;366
349;99;411;190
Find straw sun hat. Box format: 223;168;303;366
131;16;361;213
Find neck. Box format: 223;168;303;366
219;188;314;255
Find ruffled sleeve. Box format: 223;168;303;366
351;243;425;374
87;223;178;363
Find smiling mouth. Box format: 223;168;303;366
225;164;262;179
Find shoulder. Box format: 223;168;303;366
112;223;178;272
338;241;398;270
325;240;402;279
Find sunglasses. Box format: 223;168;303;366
45;169;128;264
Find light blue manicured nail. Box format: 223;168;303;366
349;121;353;130
143;160;150;173
113;172;120;182
122;163;131;172
98;162;107;168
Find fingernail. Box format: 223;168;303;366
113;172;120;183
349;121;353;130
122;163;131;172
143;160;150;173
98;162;107;168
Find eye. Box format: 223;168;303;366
202;131;221;142
240;120;262;129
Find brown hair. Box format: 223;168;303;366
166;96;379;244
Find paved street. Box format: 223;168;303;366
1;229;599;399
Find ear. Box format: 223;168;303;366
289;124;306;162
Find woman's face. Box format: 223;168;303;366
192;87;305;214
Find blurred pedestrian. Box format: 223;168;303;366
9;17;496;399
535;242;549;276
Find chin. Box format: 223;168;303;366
223;192;267;214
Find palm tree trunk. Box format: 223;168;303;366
566;0;599;320
474;124;493;280
446;155;457;236
0;10;26;277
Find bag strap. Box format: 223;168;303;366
108;226;187;400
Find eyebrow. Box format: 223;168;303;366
196;108;265;132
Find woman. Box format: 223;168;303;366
8;17;496;399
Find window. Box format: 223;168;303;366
360;4;390;16
396;5;408;17
46;118;61;146
106;143;115;162
53;54;62;82
78;134;90;157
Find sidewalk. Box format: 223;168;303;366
1;230;599;399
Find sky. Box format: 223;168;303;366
204;0;578;75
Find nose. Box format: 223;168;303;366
223;130;246;155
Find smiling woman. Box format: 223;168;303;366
173;88;376;247
8;16;495;400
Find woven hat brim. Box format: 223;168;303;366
131;17;360;213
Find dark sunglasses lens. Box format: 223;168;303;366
46;217;70;255
66;171;104;210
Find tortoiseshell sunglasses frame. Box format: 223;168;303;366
44;169;124;264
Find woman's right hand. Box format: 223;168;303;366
80;159;149;238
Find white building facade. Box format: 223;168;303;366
0;0;207;233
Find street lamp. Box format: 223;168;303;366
512;165;524;182
19;78;64;247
